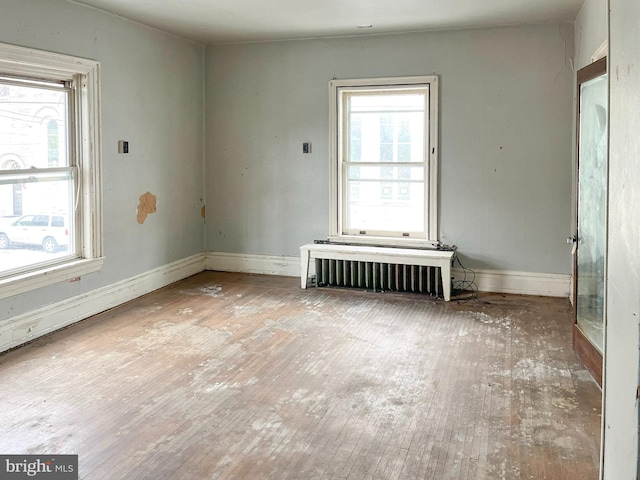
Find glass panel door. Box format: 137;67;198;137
576;66;608;353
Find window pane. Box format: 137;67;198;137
346;165;425;233
0;169;75;276
48;119;60;167
0;79;73;275
349;114;362;162
347;93;425;163
0;81;69;171
397;144;411;162
380;143;393;162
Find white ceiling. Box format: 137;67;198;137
69;0;584;44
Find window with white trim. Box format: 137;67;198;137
0;43;103;299
330;76;438;246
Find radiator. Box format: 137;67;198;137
314;258;443;296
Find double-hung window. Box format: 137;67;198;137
330;76;438;246
0;43;103;299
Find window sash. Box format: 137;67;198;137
0;166;76;185
0;167;79;279
0;79;72;172
0;42;102;300
0;73;79;276
330;76;438;245
0;75;67;91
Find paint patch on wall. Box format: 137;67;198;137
137;191;157;224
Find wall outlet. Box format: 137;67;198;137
118;140;129;154
303;142;311;154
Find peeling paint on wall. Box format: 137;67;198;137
137;191;157;224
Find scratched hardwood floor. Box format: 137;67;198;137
0;271;601;479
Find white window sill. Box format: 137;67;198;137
328;235;438;249
0;257;105;300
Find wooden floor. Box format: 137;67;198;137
0;272;601;479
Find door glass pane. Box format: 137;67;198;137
576;73;607;353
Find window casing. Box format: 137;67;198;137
0;43;103;300
330;76;439;247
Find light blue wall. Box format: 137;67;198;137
575;0;608;70
205;23;576;274
0;0;205;319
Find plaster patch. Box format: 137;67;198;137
137;191;157;224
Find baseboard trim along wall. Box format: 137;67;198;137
1;252;570;353
451;267;571;298
205;252;301;277
0;253;206;354
206;252;570;298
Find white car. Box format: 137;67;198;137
0;214;69;253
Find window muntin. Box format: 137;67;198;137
330;76;438;245
0;43;102;299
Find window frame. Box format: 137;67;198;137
0;43;103;300
329;75;439;247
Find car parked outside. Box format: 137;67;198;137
0;214;69;253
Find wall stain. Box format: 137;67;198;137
201;205;206;219
137;191;157;224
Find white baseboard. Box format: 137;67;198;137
452;267;571;298
206;252;570;298
206;252;300;277
1;252;570;354
0;253;205;353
